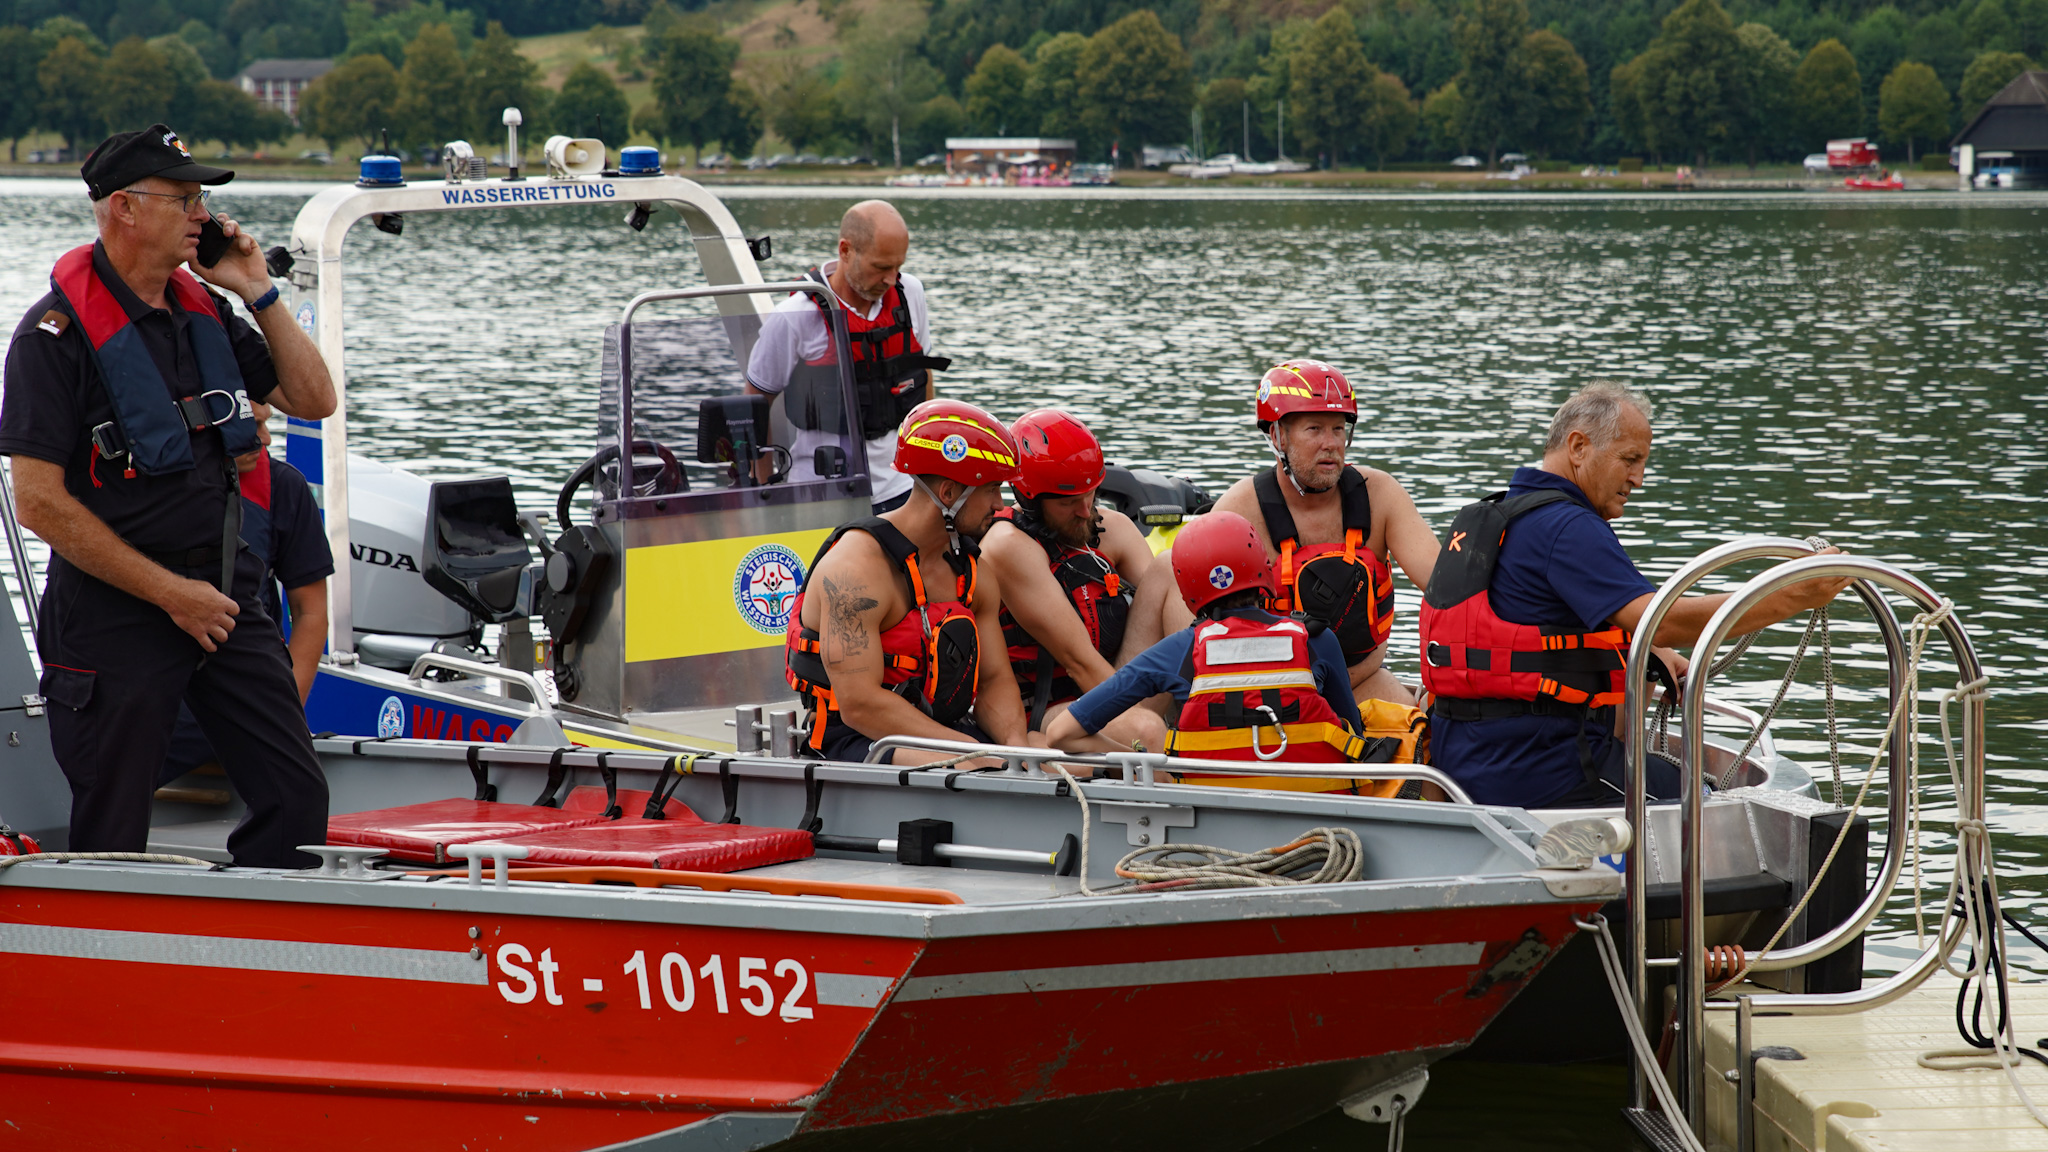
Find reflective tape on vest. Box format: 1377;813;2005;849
1186;669;1317;696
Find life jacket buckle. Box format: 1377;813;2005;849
1248;705;1289;761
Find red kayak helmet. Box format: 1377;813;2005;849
1255;359;1356;434
1009;409;1105;501
897;399;1019;487
1172;511;1276;616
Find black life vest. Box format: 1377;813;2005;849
48;243;260;477
994;506;1132;729
1418;490;1629;719
785;518;980;753
783;268;952;441
1254;466;1396;663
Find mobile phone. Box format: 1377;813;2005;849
195;214;232;268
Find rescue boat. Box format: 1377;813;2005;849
0;123;1885;1152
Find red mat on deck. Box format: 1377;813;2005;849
325;787;813;872
493;786;815;873
325;799;607;864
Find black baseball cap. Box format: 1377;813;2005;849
81;124;234;201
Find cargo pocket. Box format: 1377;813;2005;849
38;664;96;712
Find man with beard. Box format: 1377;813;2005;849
1194;359;1439;708
982;409;1167;754
784;400;1031;765
746;200;947;512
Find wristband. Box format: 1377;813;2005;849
249;285;280;313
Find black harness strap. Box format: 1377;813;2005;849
467;745;495;802
595;751;622;820
533;746;572;807
1252;465;1370;550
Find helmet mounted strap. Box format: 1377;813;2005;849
914;475;975;556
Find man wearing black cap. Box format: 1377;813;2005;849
0;124;337;867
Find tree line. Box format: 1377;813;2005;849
0;16;292;158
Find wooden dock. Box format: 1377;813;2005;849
1703;970;2048;1151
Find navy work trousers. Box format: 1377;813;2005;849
36;556;327;868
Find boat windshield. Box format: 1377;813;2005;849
594;287;867;503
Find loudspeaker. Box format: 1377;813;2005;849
544;135;605;178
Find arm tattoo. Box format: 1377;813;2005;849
821;575;878;657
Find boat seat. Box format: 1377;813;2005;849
491;786;815;873
421;476;532;623
324;746;611;865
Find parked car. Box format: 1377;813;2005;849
299;150;333;165
793;153;821;165
697;153;728;169
1803;153;1831;173
1450;155;1482;168
914;153;943;167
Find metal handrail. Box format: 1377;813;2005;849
1619;535;1908;1114
1671;554;1983;1133
860;734;1475;805
407;652;553;711
0;459;39;633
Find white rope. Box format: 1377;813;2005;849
1113;827;1364;890
1049;764;1096;895
0;851;218;870
1912;675;2048;1128
1577;914;1709;1152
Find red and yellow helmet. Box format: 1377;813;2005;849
1255;359;1356;434
1171;511;1277;615
897;399;1019;487
1009;409;1105;501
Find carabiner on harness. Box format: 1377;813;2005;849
1248;704;1290;761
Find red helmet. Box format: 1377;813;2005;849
897;399;1019;487
1010;409;1105;501
1171;511;1276;615
1255;359;1356;433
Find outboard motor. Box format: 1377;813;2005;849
1095;464;1212;530
348;456;480;669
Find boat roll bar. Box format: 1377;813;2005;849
284;173;771;663
1627;547;1984;1138
861;734;1478;804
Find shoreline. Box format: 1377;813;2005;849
0;163;1969;194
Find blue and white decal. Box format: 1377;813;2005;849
295;299;317;338
939;434;968;463
376;695;405;738
1208;564;1235;590
733;544;805;635
439;183;621;206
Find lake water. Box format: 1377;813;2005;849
0;178;2042;1150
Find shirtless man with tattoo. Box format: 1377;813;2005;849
784;400;1031;765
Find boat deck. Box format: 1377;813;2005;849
151;818;1089;904
1706;971;2048;1151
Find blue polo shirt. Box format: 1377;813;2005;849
1066;607;1362;736
1432;468;1656;807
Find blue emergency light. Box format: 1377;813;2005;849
618;146;662;176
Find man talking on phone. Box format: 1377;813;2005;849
0;124;337;867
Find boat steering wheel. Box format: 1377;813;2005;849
556;439;685;526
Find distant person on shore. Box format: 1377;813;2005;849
746;199;949;512
981;409;1166;753
1141;360;1439;710
0;124;335;866
158;400;332;789
1421;383;1849;808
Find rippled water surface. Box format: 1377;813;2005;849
1;179;2043;1149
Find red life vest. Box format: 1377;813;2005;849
1254;467;1396;663
48;243;261;477
785;518;980;753
1161;613;1367;784
784;268;951;442
993;507;1132;729
1418;490;1628;715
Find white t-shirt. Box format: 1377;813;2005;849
745;260;933;505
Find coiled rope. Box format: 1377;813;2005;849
1115;828;1364;891
0;852;220;870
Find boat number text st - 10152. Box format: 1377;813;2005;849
496;944;816;1022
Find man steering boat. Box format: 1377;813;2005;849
981;409;1166;754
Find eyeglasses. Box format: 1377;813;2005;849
121;188;211;212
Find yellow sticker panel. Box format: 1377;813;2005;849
624;527;831;663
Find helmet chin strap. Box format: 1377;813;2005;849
914;476;974;555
